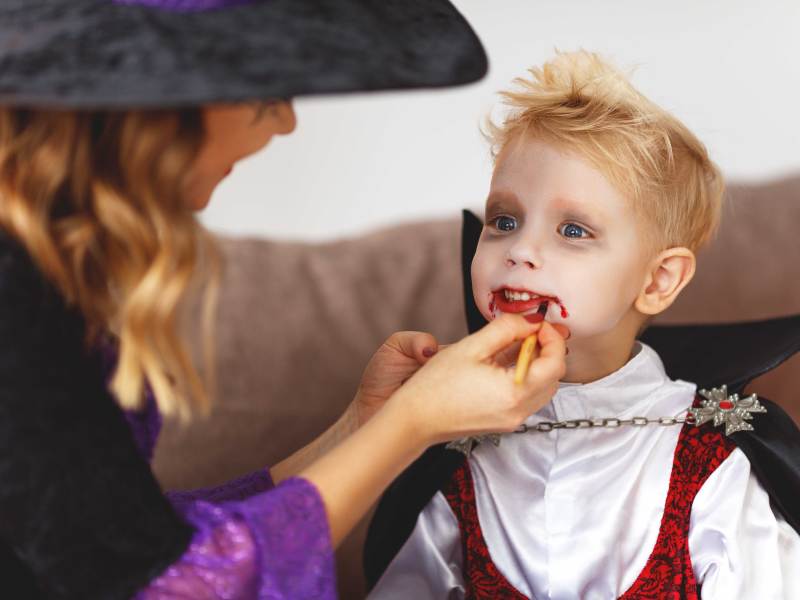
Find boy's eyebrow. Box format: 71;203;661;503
485;190;524;215
552;197;603;230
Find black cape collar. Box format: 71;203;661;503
364;210;800;589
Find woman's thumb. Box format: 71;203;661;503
460;313;540;360
385;331;439;364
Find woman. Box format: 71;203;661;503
0;1;568;598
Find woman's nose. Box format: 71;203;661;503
275;100;297;135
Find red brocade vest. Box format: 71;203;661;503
442;420;736;599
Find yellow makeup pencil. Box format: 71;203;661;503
514;302;549;385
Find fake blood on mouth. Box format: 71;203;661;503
492;290;569;320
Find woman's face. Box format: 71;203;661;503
184;100;296;210
471;137;653;342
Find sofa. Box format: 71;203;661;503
155;176;800;598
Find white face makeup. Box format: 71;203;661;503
471;138;653;342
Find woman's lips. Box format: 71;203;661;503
490;289;569;319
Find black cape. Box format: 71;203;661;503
364;209;800;589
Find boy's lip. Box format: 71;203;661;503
490;286;557;315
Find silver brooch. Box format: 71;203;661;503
689;385;767;436
445;434;501;458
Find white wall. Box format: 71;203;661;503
201;0;800;241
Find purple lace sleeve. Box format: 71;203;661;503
167;469;275;510
134;477;336;600
98;341;336;598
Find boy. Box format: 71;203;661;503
366;51;800;598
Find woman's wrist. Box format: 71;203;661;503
271;402;360;483
340;394;365;434
381;388;431;456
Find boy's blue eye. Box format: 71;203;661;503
559;222;588;239
492;216;517;232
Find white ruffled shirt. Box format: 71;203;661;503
369;342;800;599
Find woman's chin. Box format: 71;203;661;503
186;188;214;211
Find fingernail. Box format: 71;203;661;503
422;347;437;358
524;313;544;324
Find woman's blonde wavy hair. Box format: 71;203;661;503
485;50;725;254
0;107;220;421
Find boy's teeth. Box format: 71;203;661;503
503;289;534;302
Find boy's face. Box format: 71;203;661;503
472;137;653;342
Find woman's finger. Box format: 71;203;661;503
524;321;567;384
384;331;439;364
552;323;570;340
493;339;523;369
493;321;569;368
460;313;541;360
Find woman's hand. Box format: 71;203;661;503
386;313;568;448
352;323;569;428
352;331;440;427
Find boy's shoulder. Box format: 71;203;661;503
724;395;800;527
639;319;800;530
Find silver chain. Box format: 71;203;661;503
448;406;705;456
514;411;692;434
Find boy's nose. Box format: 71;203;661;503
505;243;540;270
505;257;537;270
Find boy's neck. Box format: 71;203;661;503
561;314;643;384
562;338;637;384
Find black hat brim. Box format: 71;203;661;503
0;0;488;108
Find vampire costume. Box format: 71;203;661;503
364;210;800;599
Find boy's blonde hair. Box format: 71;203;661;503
486;50;725;253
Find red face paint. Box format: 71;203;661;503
490;289;570;321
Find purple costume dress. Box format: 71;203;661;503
104;348;337;600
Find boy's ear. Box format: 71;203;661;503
635;247;696;316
